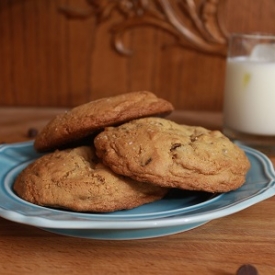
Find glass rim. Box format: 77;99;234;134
230;32;275;40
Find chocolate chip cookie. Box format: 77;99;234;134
13;146;168;212
94;117;250;193
34;91;174;152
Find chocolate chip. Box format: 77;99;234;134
27;128;38;138
190;135;198;142
170;143;181;151
144;157;152;166
236;264;258;275
141;157;152;166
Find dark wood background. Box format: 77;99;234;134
1;0;275;111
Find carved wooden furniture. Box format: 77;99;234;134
0;0;275;110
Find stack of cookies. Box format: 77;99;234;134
13;91;250;213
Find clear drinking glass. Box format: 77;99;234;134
223;33;275;155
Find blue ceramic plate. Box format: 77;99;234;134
0;141;274;240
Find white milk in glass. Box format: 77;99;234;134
223;57;275;135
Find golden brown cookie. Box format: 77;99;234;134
94;117;250;193
13;146;168;212
34;91;174;152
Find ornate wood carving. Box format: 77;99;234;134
60;0;228;56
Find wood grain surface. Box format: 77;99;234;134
0;107;275;275
1;0;275;111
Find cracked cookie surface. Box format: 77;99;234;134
34;91;174;152
94;117;250;193
13;146;168;212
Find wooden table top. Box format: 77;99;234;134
0;107;274;275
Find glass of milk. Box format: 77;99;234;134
223;33;275;154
